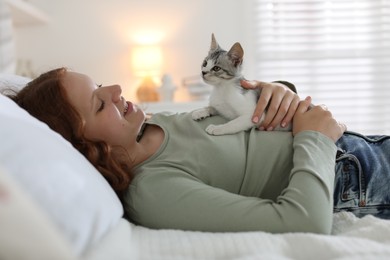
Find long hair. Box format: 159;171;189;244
6;67;132;196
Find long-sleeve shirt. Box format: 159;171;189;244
123;111;337;234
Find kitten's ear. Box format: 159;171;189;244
210;33;220;52
228;42;244;67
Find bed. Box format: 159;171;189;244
1;74;390;260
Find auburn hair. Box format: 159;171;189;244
7;67;132;197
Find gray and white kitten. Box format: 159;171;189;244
192;33;291;135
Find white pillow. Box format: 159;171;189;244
0;73;30;93
0;91;123;255
0;168;76;260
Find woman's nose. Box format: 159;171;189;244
107;84;122;103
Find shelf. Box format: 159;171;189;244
5;0;49;26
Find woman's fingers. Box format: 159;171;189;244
262;91;300;130
252;86;273;125
241;80;301;130
293;100;346;142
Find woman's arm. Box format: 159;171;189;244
240;80;300;131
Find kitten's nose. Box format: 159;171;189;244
202;71;206;76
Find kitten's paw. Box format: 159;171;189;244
206;124;225;136
192;109;211;121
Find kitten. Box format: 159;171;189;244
192;33;291;135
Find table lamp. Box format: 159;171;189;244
131;45;162;102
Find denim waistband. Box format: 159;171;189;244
333;131;390;219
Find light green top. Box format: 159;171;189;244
124;112;337;234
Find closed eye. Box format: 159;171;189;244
97;99;105;112
96;84;104;112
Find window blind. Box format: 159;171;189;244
252;0;390;134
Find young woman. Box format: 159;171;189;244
5;67;390;235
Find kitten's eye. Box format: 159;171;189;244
212;66;221;72
202;60;207;67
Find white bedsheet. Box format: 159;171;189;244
82;212;390;260
130;212;390;260
81;219;136;260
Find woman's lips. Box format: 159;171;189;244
124;101;133;116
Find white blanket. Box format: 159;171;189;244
131;212;390;260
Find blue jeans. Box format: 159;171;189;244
334;131;390;219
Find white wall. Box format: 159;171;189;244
14;0;256;101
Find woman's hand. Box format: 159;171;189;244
293;96;346;142
241;80;300;131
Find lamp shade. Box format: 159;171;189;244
131;45;162;77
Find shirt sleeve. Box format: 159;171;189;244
127;131;337;234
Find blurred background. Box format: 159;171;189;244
4;0;254;101
1;0;390;134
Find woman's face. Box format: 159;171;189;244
62;71;145;149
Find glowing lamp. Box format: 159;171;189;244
131;45;162;102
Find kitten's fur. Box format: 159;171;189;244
192;33;291;135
